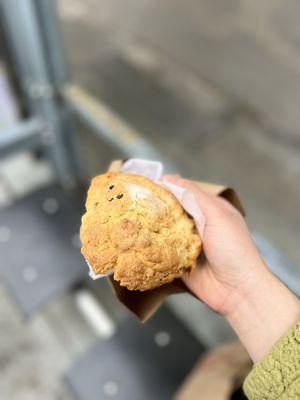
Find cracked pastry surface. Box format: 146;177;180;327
80;172;202;291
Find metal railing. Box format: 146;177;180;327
0;0;170;188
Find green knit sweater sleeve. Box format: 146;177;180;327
243;321;300;399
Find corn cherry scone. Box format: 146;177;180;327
80;172;201;291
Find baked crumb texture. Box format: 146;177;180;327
80;172;201;291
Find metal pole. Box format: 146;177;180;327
33;0;84;183
0;0;35;114
1;0;77;188
0;118;45;157
33;0;68;87
63;84;175;172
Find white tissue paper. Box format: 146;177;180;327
87;158;205;280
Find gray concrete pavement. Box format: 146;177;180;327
59;0;300;140
0;283;73;400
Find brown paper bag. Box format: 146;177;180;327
174;341;252;400
106;160;245;322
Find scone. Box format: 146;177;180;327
80;172;201;291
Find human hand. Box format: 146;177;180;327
164;175;264;316
164;175;300;362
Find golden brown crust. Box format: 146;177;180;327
80;172;201;291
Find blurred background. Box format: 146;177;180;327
0;0;300;399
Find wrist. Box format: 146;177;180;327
225;262;300;362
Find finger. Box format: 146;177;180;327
163;174;182;182
167;177;240;218
163;176;220;215
214;195;241;215
161;177;206;235
182;266;206;300
163;176;207;199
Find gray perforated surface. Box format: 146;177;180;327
0;185;86;316
66;307;205;400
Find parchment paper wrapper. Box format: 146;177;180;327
88;159;245;322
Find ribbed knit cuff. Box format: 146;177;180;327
243;321;300;400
